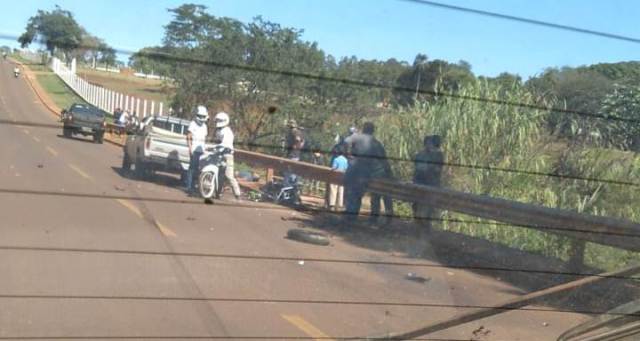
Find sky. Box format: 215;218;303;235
1;0;639;78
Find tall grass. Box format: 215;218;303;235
371;80;640;269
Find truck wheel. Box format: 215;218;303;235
63;126;72;138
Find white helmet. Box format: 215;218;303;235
194;105;209;124
214;111;230;128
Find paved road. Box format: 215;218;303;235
0;60;589;340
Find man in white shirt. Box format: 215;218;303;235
185;105;209;194
213;112;241;200
118;110;129;127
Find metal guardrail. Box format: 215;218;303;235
233;148;640;252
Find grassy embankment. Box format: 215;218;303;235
13;54;87;110
372;80;640;271
77;66;172;104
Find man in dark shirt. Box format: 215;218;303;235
344;122;392;222
413;135;445;233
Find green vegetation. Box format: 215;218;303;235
371;80;640;270
18;4;640;271
35;73;87;109
77;67;171;103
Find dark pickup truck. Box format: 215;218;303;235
61;103;106;143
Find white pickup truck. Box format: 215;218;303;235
122;115;193;180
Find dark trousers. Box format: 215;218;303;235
186;151;203;191
344;166;368;220
370;194;393;220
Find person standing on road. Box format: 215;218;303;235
328;144;348;211
283;119;305;185
343;122;392;223
368;137;394;224
413;135;445;233
213;111;242;201
186;105;209;195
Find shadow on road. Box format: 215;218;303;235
56;134;96;144
290;210;638;315
110;166;184;189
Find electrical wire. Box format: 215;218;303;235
399;0;640;44
1;186;640;241
1;118;637;188
2;32;640;125
1;243;638;281
0;294;638;318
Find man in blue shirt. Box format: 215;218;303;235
328;145;348;210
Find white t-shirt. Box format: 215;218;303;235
188;121;208;154
118;112;129;125
215;126;234;151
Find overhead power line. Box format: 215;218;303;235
2;33;640;125
1;118;638;188
0;293;638;319
399;0;640;44
2;186;640;240
1;243;638;281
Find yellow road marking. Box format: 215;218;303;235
32;136;41;142
281;315;334;341
45;146;58;156
116;199;143;219
154;220;177;237
22;129;29;135
68;164;92;181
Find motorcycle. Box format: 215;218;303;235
260;172;302;206
198;144;231;201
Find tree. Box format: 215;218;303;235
394;55;474;106
599;84;640;150
129;47;170;75
97;42;117;68
18;6;83;59
526;67;614;143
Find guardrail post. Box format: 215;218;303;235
567;240;586;271
266;167;274;182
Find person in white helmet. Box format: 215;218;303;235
185;105;209;194
213;111;242;200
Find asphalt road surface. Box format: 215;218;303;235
0;60;591;340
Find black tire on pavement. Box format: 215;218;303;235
286;229;330;246
63;126;72;138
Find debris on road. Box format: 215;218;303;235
37;163;44;168
405;272;431;284
542;322;549;327
114;185;126;191
187;216;196;221
471;325;491;340
298;260;305;266
286;228;330;246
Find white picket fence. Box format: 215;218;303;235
51;57;165;118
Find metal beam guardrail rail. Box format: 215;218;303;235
232;148;640;252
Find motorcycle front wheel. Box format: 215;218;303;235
199;171;217;199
